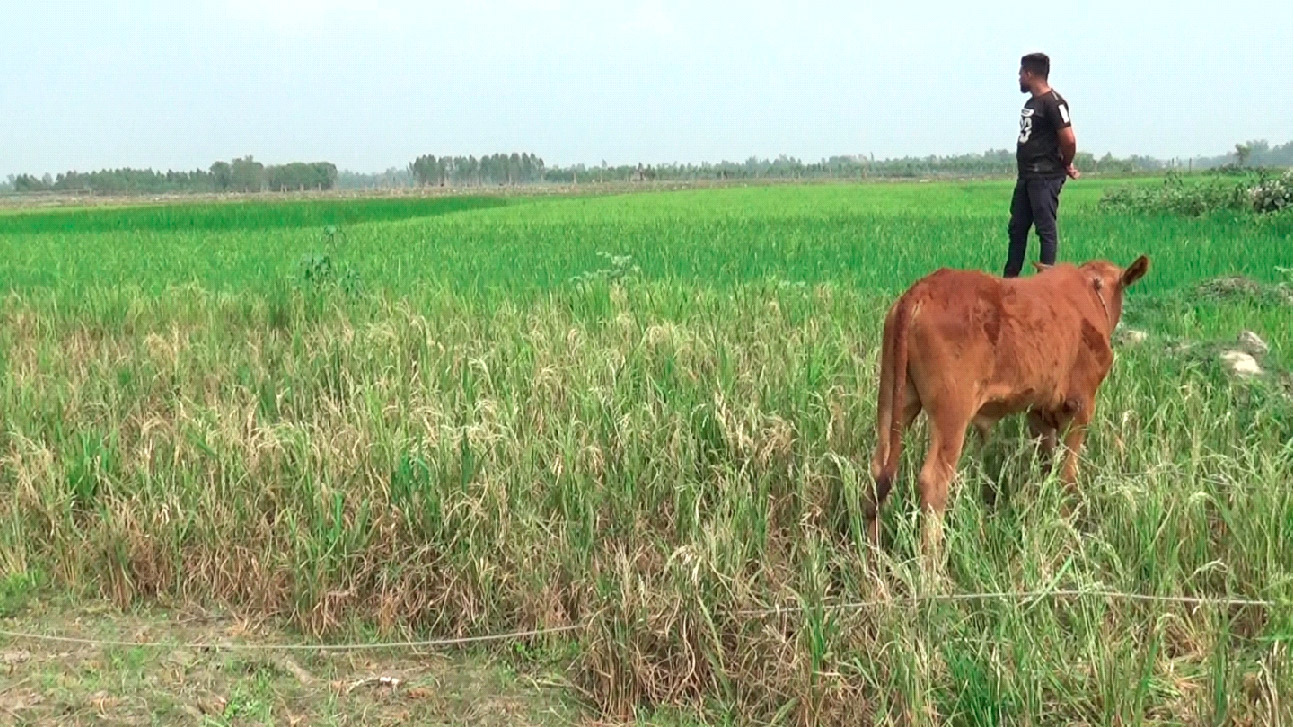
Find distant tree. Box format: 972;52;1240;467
265;161;338;191
11;173;49;192
1259;141;1293;167
316;162;338;190
409;154;441;186
210;161;233;191
337;167;414;189
229;156;264;192
1235;143;1252;167
1234;139;1290;168
508;152;521;184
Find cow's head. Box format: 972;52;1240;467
1080;255;1149;330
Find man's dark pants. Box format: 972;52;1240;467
1004;175;1065;278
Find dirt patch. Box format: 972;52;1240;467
0;600;584;726
1194;276;1291;303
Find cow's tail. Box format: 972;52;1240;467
871;295;913;513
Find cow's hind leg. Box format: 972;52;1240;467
971;414;1000;506
917;400;973;566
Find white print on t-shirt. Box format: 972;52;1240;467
1059;103;1070;125
1019;108;1035;144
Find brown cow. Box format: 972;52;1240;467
867;255;1149;557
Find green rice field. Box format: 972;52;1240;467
0;179;1290;725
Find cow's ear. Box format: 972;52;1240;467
1121;255;1149;287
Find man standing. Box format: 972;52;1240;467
1005;52;1079;278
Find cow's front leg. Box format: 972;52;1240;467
1058;414;1091;493
1027;408;1059;470
1050;395;1092;491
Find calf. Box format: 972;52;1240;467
867;255;1149;555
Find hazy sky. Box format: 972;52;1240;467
4;1;1291;176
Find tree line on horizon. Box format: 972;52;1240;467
4;141;1290;196
3;156;337;195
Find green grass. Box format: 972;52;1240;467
0;194;510;235
0;179;1289;725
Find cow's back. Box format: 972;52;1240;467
901;266;1108;413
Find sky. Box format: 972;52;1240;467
3;0;1292;176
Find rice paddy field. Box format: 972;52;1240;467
0;179;1290;725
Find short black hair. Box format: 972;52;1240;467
1021;52;1050;78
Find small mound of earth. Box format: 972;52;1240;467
1160;330;1276;382
1194;276;1291;303
1115;327;1148;344
1220;350;1263;378
1237;330;1270;355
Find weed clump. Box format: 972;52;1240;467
1100;169;1292;216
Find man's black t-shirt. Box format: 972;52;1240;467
1016;89;1071;179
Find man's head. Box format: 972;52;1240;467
1019;52;1050;93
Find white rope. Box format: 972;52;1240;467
733;588;1278;617
0;623;581;652
0;588;1276;652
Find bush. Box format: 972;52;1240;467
1100;169;1292;216
1249;171;1292;214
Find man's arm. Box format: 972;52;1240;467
1052;99;1079;179
1058;127;1076;165
1059;127;1078;171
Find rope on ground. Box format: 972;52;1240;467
0;623;582;652
733;588;1278;617
0;589;1277;652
